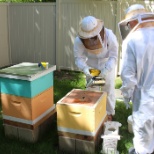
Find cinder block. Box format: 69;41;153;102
59;136;98;154
59;136;75;154
4;124;18;139
76;138;95;154
18;127;39;143
3;110;56;143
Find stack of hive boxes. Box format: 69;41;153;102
0;62;56;142
57;89;107;154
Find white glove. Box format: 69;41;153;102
101;67;109;79
123;97;131;109
83;67;92;77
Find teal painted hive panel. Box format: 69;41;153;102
0;72;53;98
0;62;56;98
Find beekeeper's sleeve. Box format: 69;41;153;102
120;40;137;99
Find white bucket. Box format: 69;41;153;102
127;115;133;133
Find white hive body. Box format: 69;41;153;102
101;121;122;154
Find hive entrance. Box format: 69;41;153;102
108;127;116;132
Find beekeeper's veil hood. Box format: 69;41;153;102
78;16;105;48
118;4;154;40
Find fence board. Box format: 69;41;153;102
9;3;56;66
0;4;10;68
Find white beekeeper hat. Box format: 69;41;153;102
118;4;154;40
121;4;147;25
78;16;104;39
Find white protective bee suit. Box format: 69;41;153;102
119;4;154;154
74;16;118;116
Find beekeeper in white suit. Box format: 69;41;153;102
73;16;118;121
119;4;154;154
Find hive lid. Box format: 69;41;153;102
0;62;56;81
57;89;105;107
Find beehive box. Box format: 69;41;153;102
1;87;54;121
0;62;56;142
57;89;107;136
0;62;56;98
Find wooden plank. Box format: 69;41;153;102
58;115;107;141
3;109;56;130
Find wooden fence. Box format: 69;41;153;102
0;0;153;75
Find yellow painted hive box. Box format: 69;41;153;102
56;89;107;136
1;87;55;124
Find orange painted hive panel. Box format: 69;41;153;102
1;87;54;121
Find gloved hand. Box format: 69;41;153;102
83;67;92;77
123;97;131;109
101;67;109;79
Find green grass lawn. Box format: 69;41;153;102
0;70;133;154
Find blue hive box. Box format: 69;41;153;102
0;62;56;98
